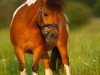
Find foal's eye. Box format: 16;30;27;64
44;12;48;16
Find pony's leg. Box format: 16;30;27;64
14;47;27;75
42;53;52;75
57;45;70;75
32;47;44;75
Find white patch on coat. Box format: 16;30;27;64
26;0;37;6
13;0;37;18
20;69;27;75
63;13;69;33
10;0;37;28
10;3;26;28
45;68;52;75
13;3;26;18
32;72;37;75
64;64;71;75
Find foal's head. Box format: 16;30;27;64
36;0;65;43
37;5;61;43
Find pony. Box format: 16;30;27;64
10;0;70;75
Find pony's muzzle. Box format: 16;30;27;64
46;32;58;43
51;32;58;40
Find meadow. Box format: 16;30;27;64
0;18;100;75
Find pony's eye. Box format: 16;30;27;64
44;12;48;16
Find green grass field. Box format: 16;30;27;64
0;18;100;75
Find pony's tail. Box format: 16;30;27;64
50;46;63;74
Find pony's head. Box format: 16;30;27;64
36;0;66;43
37;4;62;43
37;8;59;43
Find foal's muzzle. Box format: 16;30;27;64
38;24;59;43
46;32;58;43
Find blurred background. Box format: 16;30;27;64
0;0;100;75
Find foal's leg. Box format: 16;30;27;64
57;45;70;75
14;47;27;75
42;53;52;75
32;47;44;75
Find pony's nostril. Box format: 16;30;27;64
51;33;58;40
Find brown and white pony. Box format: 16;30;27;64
10;0;70;75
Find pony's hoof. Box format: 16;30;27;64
32;72;38;75
20;69;27;75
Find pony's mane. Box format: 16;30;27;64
46;0;66;11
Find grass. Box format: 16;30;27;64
69;18;100;75
0;18;100;75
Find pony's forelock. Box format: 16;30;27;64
46;0;65;10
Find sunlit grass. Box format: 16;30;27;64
69;18;100;75
0;18;100;75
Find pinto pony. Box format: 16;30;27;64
10;0;70;75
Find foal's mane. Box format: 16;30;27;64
46;0;66;11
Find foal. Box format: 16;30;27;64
10;0;70;75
